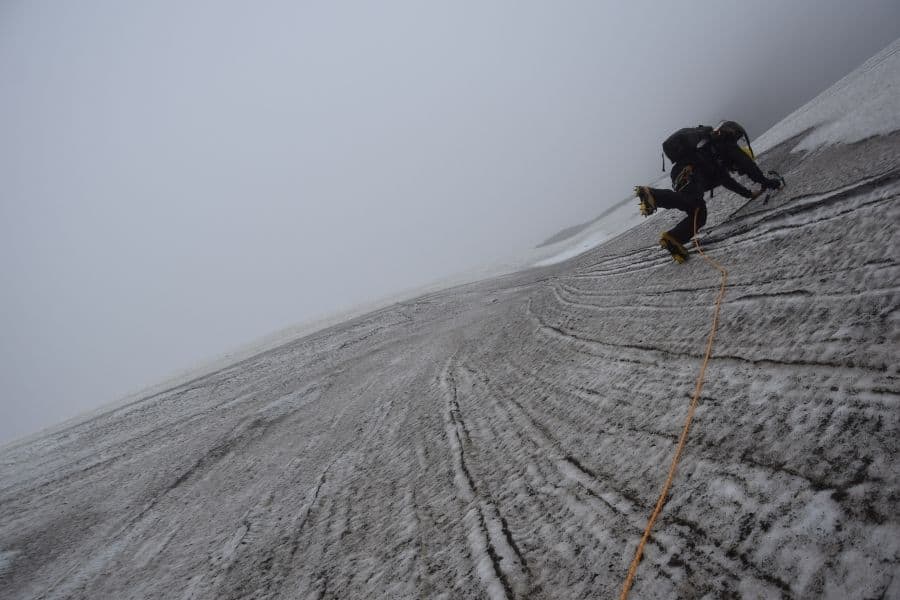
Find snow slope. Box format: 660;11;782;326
1;40;899;600
530;196;645;267
754;38;900;154
531;174;668;268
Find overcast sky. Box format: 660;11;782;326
2;1;899;445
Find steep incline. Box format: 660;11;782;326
2;62;899;600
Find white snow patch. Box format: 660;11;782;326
754;38;900;154
463;507;508;600
533;229;613;266
796;491;841;538
531;198;645;266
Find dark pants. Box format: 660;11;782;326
649;166;708;244
650;189;707;244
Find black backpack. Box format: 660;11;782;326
662;126;714;165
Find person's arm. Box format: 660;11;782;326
719;142;782;189
719;173;757;199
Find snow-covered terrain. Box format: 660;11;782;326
1;40;899;600
755;39;900;154
531;197;644;267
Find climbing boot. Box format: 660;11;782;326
635;186;656;216
660;232;689;264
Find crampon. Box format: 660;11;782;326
660;232;689;264
635;186;657;216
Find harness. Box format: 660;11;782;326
673;165;694;192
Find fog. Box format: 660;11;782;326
2;0;899;445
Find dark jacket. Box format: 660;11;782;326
670;153;754;199
669;131;773;199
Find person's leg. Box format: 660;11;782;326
637;165;708;262
648;187;694;211
640;186;707;244
635;185;695;214
667;196;707;244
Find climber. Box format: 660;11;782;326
635;121;783;263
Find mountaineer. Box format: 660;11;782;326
635;121;783;263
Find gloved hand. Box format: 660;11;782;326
765;177;783;190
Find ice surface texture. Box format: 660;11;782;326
1;40;899;600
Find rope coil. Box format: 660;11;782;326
619;210;728;599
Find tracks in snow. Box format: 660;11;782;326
1;144;899;599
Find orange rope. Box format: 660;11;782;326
619;209;728;599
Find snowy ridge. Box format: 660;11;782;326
533;173;670;267
755;37;900;153
1;41;899;600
